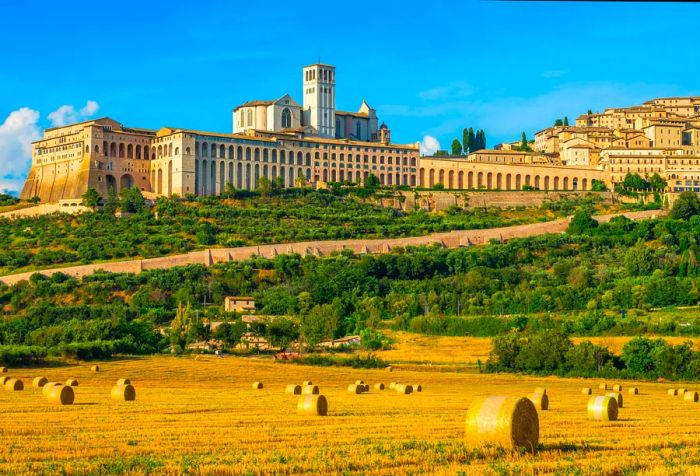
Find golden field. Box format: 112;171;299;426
2;351;700;475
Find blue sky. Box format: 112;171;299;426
1;0;699;193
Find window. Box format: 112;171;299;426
247;109;253;126
356;122;361;139
281;108;292;128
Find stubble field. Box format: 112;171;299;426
2;352;700;475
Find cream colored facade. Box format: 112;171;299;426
21;117;419;202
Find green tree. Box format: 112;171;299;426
671;191;700;220
103;186;119;215
567;208;599;235
520;132;528;151
28;196;41;204
451;139;463;156
624;241;655;276
467;128;476;154
300;304;338;349
81;188;100;209
587;109;593;115
622;173;648;190
554;119;563;127
256;176;272;196
648;173;666;190
591;179;607;192
365;173;380;188
462;128;469;155
434;150;449;156
563;116;569;126
119;187;145;213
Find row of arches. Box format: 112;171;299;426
93;142;184;161
419;168;591;191
193;159;312;196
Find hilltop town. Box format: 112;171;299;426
16;62;700;207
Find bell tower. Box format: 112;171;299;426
302;63;335;137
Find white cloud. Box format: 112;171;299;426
0;107;41;195
418;81;473;101
47;100;100;127
420;135;440;156
0;100;100;195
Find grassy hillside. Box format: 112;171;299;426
0;189;607;275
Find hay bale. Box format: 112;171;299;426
606;392;623;408
297;394;328;416
587;395;618;421
302;385;319;395
252;381;263;389
581;387;592;395
0;367;6;373
302;380;312;386
628;387;638;395
91;365;99;372
354;380;365;386
389;382;397;390
612;384;623;392
668;388;678;396
528;392;549;411
116;379;131;386
386;366;393;372
534;387;546;395
47;385;74;405
33;376;48;388
285;384;302;395
684;391;699;402
374;383;385;391
111;383;136;401
599;383;608;390
65;379;79;387
0;376;9;386
414;384;422;393
678;388;687;396
42;382;61;396
4;378;23;391
347;384;363;394
395;384;413;395
465;396;539;453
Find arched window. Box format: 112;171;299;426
281;108;292;128
247;109;253;126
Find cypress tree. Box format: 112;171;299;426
462;128;469;154
564;116;569;126
451;139;463;156
467;128;476;154
520;132;528;151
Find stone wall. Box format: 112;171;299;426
0;209;663;287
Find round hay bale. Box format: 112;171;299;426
678;388;687;396
285;384;302;395
0;367;7;373
116;379;131;386
587;395;618;421
599;383;608;390
628;387;638;395
91;365;99;372
347;384;363;394
0;376;9;386
42;382;61;396
354;380;365;386
395;384;413;395
33;376;48;388
414;384;422;393
374;383;385;391
111;384;136;401
581;387;592;395
302;380;312;386
386;366;392;372
252;381;263;389
389;382;397;390
606;392;623;408
465;396;539;453
4;378;23;391
302;385;319;395
528;392;549;411
65;379;79;387
47;385;74;405
534;387;546;395
668;388;678;396
297;394;328;416
612;384;623;392
684;391;699;402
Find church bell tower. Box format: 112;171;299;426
302;63;336;137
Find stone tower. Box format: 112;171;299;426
302;63;335;137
